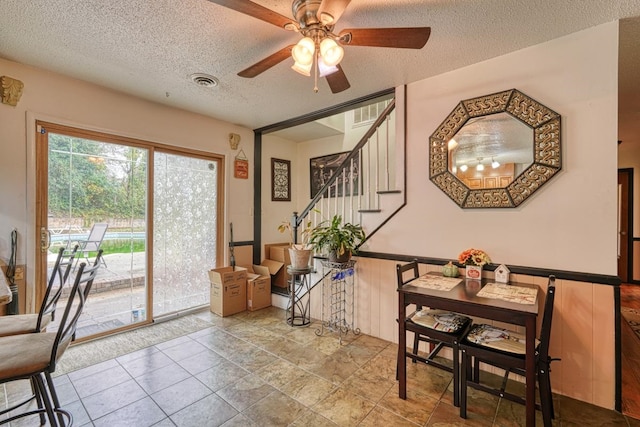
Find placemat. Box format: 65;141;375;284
476;282;537;305
410;274;461;291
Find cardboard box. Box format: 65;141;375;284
246;265;271;312
264;243;291;288
208;266;247;317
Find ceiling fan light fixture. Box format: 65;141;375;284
320;12;335;26
292;37;315;66
318;57;339;77
292;61;312;76
320;37;344;66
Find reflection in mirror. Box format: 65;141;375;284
448;112;533;190
429;89;561;208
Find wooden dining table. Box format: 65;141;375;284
397;273;541;426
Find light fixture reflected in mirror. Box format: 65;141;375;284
459;164;468;172
448;138;458;150
491;158;500;169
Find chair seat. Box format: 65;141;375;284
0;314;50;337
464;324;539;355
409;309;471;333
0;333;58;379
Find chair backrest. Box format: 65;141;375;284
37;245;79;330
50;250;103;370
396;259;420;289
537;275;556;360
82;223;108;252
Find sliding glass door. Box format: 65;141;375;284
36;122;223;339
153;152;219;317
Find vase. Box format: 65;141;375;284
442;261;459;278
289;248;312;269
465;264;482;280
329;250;351;264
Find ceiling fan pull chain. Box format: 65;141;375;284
313;47;319;93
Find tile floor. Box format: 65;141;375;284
2;306;639;426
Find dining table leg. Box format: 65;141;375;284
525;316;537;426
398;292;407;399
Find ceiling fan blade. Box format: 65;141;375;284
238;45;294;78
208;0;295;29
325;65;350;94
339;27;431;49
317;0;352;25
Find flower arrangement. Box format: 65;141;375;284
458;248;491;266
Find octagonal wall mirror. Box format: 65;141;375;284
429;89;561;208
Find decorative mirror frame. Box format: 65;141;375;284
429;89;561;208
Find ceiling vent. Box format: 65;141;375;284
190;73;219;88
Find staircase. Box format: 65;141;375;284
292;96;406;262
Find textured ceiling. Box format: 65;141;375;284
1;0;640;130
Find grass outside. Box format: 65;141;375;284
50;239;145;256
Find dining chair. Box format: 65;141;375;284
0;251;103;426
0;245;78;337
397;260;472;407
459;275;558;426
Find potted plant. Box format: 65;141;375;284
278;216;314;269
309;214;366;263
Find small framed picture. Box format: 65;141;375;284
271;158;291;201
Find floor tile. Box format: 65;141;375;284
82;378;148;420
170;393;238;427
358;405;420;426
289;409;339;426
161;338;208;362
254;358;305;389
93;396;165;427
242;390;307;426
216;374;276;411
194;360;250;392
67;358;120;382
175;348;226;375
116;345;160;364
150;376;212;415
135;362;192;394
313;387;376;427
225;345;277;372
119;350;175;378
72;364;133;398
426;401;493;426
279;371;336;407
377;384;439;426
220;412;258;427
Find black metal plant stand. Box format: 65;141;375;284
286;265;311;327
315;260;360;344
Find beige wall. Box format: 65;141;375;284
0;57;255;310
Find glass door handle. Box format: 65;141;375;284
40;227;51;252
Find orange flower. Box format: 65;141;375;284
458;248;491;266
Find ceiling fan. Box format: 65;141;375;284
208;0;431;93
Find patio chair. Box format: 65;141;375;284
0;245;78;337
397;260;472;407
74;222;108;269
459;276;559;426
0;251;103;426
